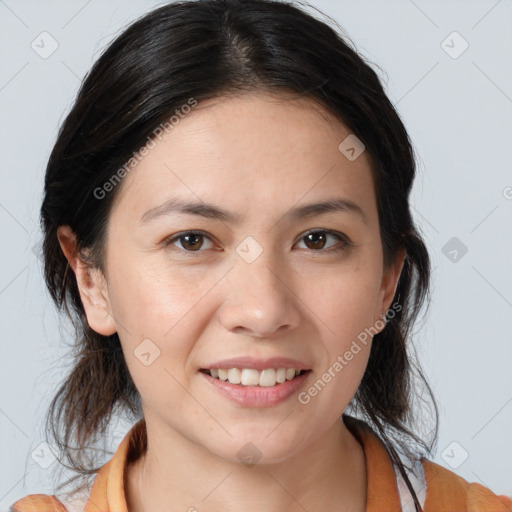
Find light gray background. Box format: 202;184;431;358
1;0;511;507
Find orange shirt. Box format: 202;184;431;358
10;419;511;511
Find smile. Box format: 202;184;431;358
200;367;309;387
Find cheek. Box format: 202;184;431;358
302;256;381;401
108;262;204;410
106;256;207;336
309;260;383;341
105;258;220;390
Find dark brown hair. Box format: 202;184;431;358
42;0;438;508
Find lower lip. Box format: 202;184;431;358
199;370;312;407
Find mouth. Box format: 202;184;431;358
199;367;311;387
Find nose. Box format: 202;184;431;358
218;250;301;338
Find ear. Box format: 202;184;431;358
374;248;406;330
57;225;117;336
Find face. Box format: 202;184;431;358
61;92;404;464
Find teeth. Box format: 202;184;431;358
228;368;241;384
276;368;286;383
207;367;305;386
241;368;260;386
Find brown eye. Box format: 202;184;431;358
179;233;203;251
165;231;214;252
304;232;328;250
296;230;350;252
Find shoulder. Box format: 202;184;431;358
422;459;512;511
9;494;67;512
10;484;93;512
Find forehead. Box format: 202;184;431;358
110;92;377;226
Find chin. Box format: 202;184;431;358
209;435;307;467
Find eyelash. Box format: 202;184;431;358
163;229;353;256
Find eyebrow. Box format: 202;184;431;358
140;196;367;225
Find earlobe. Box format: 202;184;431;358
57;225;117;336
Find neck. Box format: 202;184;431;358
125;415;366;512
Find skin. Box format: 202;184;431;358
58;92;405;512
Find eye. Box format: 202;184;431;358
164;231;215;252
163;229;352;255
295;229;351;252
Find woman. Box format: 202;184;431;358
10;0;511;510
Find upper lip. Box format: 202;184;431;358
200;356;311;371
